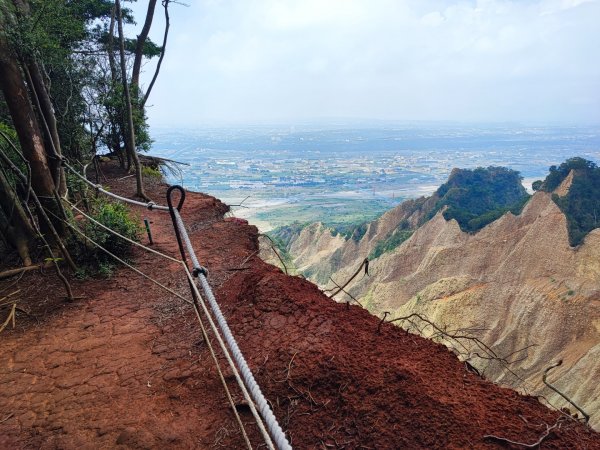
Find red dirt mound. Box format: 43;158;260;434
0;162;598;449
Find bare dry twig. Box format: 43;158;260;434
328;258;368;299
543;361;590;423
328;276;363;307
388;313;530;383
259;234;288;275
484;418;563;448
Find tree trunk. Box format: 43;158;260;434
0;38;56;199
0;35;66;238
22;62;67;196
142;0;170;107
0;170;34;265
115;0;146;200
132;0;158;91
108;6;118;83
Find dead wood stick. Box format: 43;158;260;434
328;258;368;299
0;265;48;280
484;419;561;448
260;234;288;275
543;361;590;423
328;276;362;307
0;303;17;333
0;289;21;303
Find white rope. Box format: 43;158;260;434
173;209;293;450
182;267;275;450
53;210;255;448
59;202;268;448
64;162;170;211
63;162;289;448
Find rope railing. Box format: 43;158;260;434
45;206;257;448
53;174;290;449
166;186;292;450
64;162;170;212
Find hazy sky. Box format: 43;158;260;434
129;0;600;126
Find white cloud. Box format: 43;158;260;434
129;0;600;125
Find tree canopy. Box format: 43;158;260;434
538;157;600;246
427;166;530;233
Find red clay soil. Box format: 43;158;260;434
0;163;598;449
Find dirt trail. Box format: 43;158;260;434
1;164;598;449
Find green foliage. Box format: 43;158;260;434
86;199;141;256
270;222;310;248
541;157;596;192
0;124;26;184
71;198;141;277
426;166;530;233
368;229;413;259
141;165;162;180
329;222;368;241
543;158;600;246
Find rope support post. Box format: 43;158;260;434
143;218;153;245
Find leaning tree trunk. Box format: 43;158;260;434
115;0;146;199
0;34;65;237
23;60;67;196
6;0;66;195
131;0;158;91
0;169;34;265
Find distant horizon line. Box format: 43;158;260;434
149;118;600;130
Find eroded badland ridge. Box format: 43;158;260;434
266;164;600;430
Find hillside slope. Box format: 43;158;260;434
269;184;600;429
1;165;598;448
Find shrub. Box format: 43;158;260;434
71;198;141;276
141;165;162;180
85;199;141;257
369;229;413;259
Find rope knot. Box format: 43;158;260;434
147;201;156;210
192;266;209;277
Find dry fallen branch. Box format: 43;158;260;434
0;263;51;280
0;289;21;305
328;276;363;307
229;195;250;208
377;311;390;333
0;413;14;423
543;361;590;424
260;234;288;275
0;303;17;334
389;313;529;383
328;258;369;299
484;418;563;448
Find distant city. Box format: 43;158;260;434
148;123;600;230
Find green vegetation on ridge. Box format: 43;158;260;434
535;157;600;246
426;166;530;233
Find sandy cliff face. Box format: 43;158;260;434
273;195;437;285
275;192;600;428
